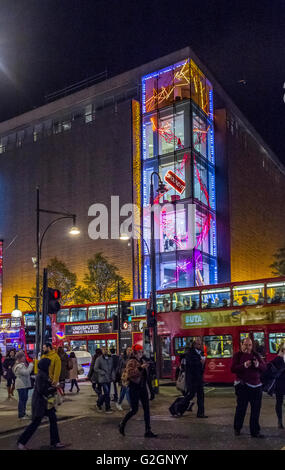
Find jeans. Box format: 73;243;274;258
97;383;111;410
17;388;29;418
234;384;263;436
70;379;79;391
118;385;130;405
18;408;60;446
112;382;118;402
121;383;151;432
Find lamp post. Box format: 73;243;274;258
150;172;168;393
35;187;80;356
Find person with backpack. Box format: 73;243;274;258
231;337;266;438
17;358;65;450
269;343;285;429
118;344;157;438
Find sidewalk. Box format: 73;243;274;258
0;379;95;435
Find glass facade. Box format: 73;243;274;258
141;59;217;294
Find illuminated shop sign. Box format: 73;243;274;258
164;170;186;194
65;322;112;336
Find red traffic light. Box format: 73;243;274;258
53;290;61;300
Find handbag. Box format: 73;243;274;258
176;370;186;393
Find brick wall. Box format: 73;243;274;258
225;111;285;281
0;101;134;312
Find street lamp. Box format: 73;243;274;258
11;295;36;317
35;187;80;355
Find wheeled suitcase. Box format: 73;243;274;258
169;394;192;416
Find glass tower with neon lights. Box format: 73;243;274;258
141;59;218;296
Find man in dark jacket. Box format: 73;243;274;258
94;348;113;413
185;338;207;418
231;337;266;438
17;358;65;450
110;348;120;402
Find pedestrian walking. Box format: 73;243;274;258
41;343;61;386
88;348;103;406
116;348;131;411
57;346;71;394
94;347;113;413
17;358;65;450
3;349;16;399
13;351;34;419
185;338;207;418
269;343;285;429
110;348;120;402
69;352;80;393
231;337;266;438
118;344;157;438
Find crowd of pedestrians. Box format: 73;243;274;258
1;335;285;450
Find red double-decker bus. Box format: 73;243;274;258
52;299;148;356
156;276;285;383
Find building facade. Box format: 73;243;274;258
0;47;284;313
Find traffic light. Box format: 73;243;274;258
112;314;118;332
48;288;61;314
147;309;156;328
121;301;132;323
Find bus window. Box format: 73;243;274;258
269;333;285;354
174;336;198;355
240;332;266;356
131;302;147;317
24;314;36;326
88;306;106;320
201;288;230;309
203;335;233;358
232;284;265;307
107;339;117;352
88;339;106;356
57;309;69;323
172;291;200;311
107;305;118;319
266;282;285;304
70;308;87;322
156;294;171;312
70;340;87;351
11;318;22;328
0;319;10;329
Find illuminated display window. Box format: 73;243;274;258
141;59;217;295
160;207;188;253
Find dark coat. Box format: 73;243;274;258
3;357;16;381
0;353;3;375
271;356;285;395
185;348;204;390
59;353;70;382
32;369;50;419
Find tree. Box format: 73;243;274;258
270;247;285;276
78;252;130;302
30;257;77;307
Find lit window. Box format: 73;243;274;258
232;284;265;306
204;335;233;358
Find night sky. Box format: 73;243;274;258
0;0;285;164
